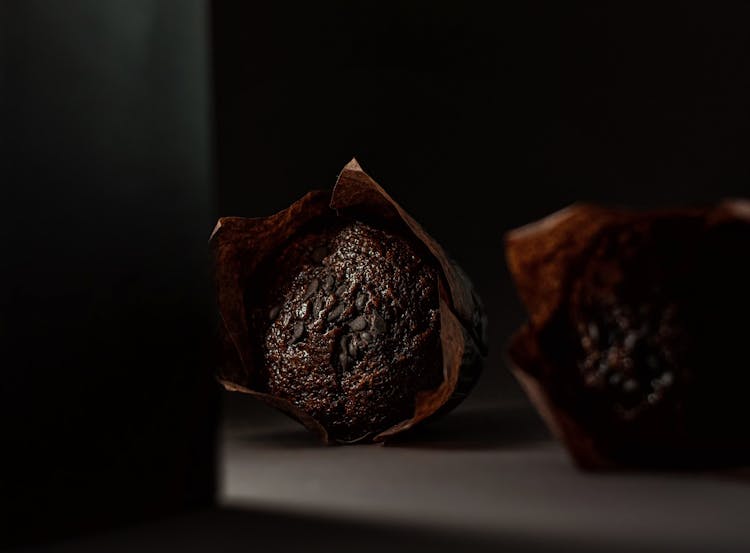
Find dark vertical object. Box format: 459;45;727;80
0;0;217;547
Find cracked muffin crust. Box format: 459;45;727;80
250;220;442;442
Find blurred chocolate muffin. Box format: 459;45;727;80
506;200;750;469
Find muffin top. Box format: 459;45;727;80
253;220;443;441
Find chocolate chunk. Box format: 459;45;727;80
348;315;367;331
339;351;352;372
289;321;305;344
327;303;345;321
312;297;323;318
303;278;319;299
347;339;359;358
371;314;387;334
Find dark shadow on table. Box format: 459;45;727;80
386;404;551;450
14;505;676;553
228;399;551;451
14;508;502;553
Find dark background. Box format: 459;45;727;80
2;0;749;548
212;1;750;402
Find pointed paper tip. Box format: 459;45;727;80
209;218;226;242
505;203;590;244
344;157;363;172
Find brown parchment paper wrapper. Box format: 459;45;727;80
211;159;487;444
505;200;750;469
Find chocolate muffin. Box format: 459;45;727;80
254;221;442;442
211;159;486;444
506;200;750;469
